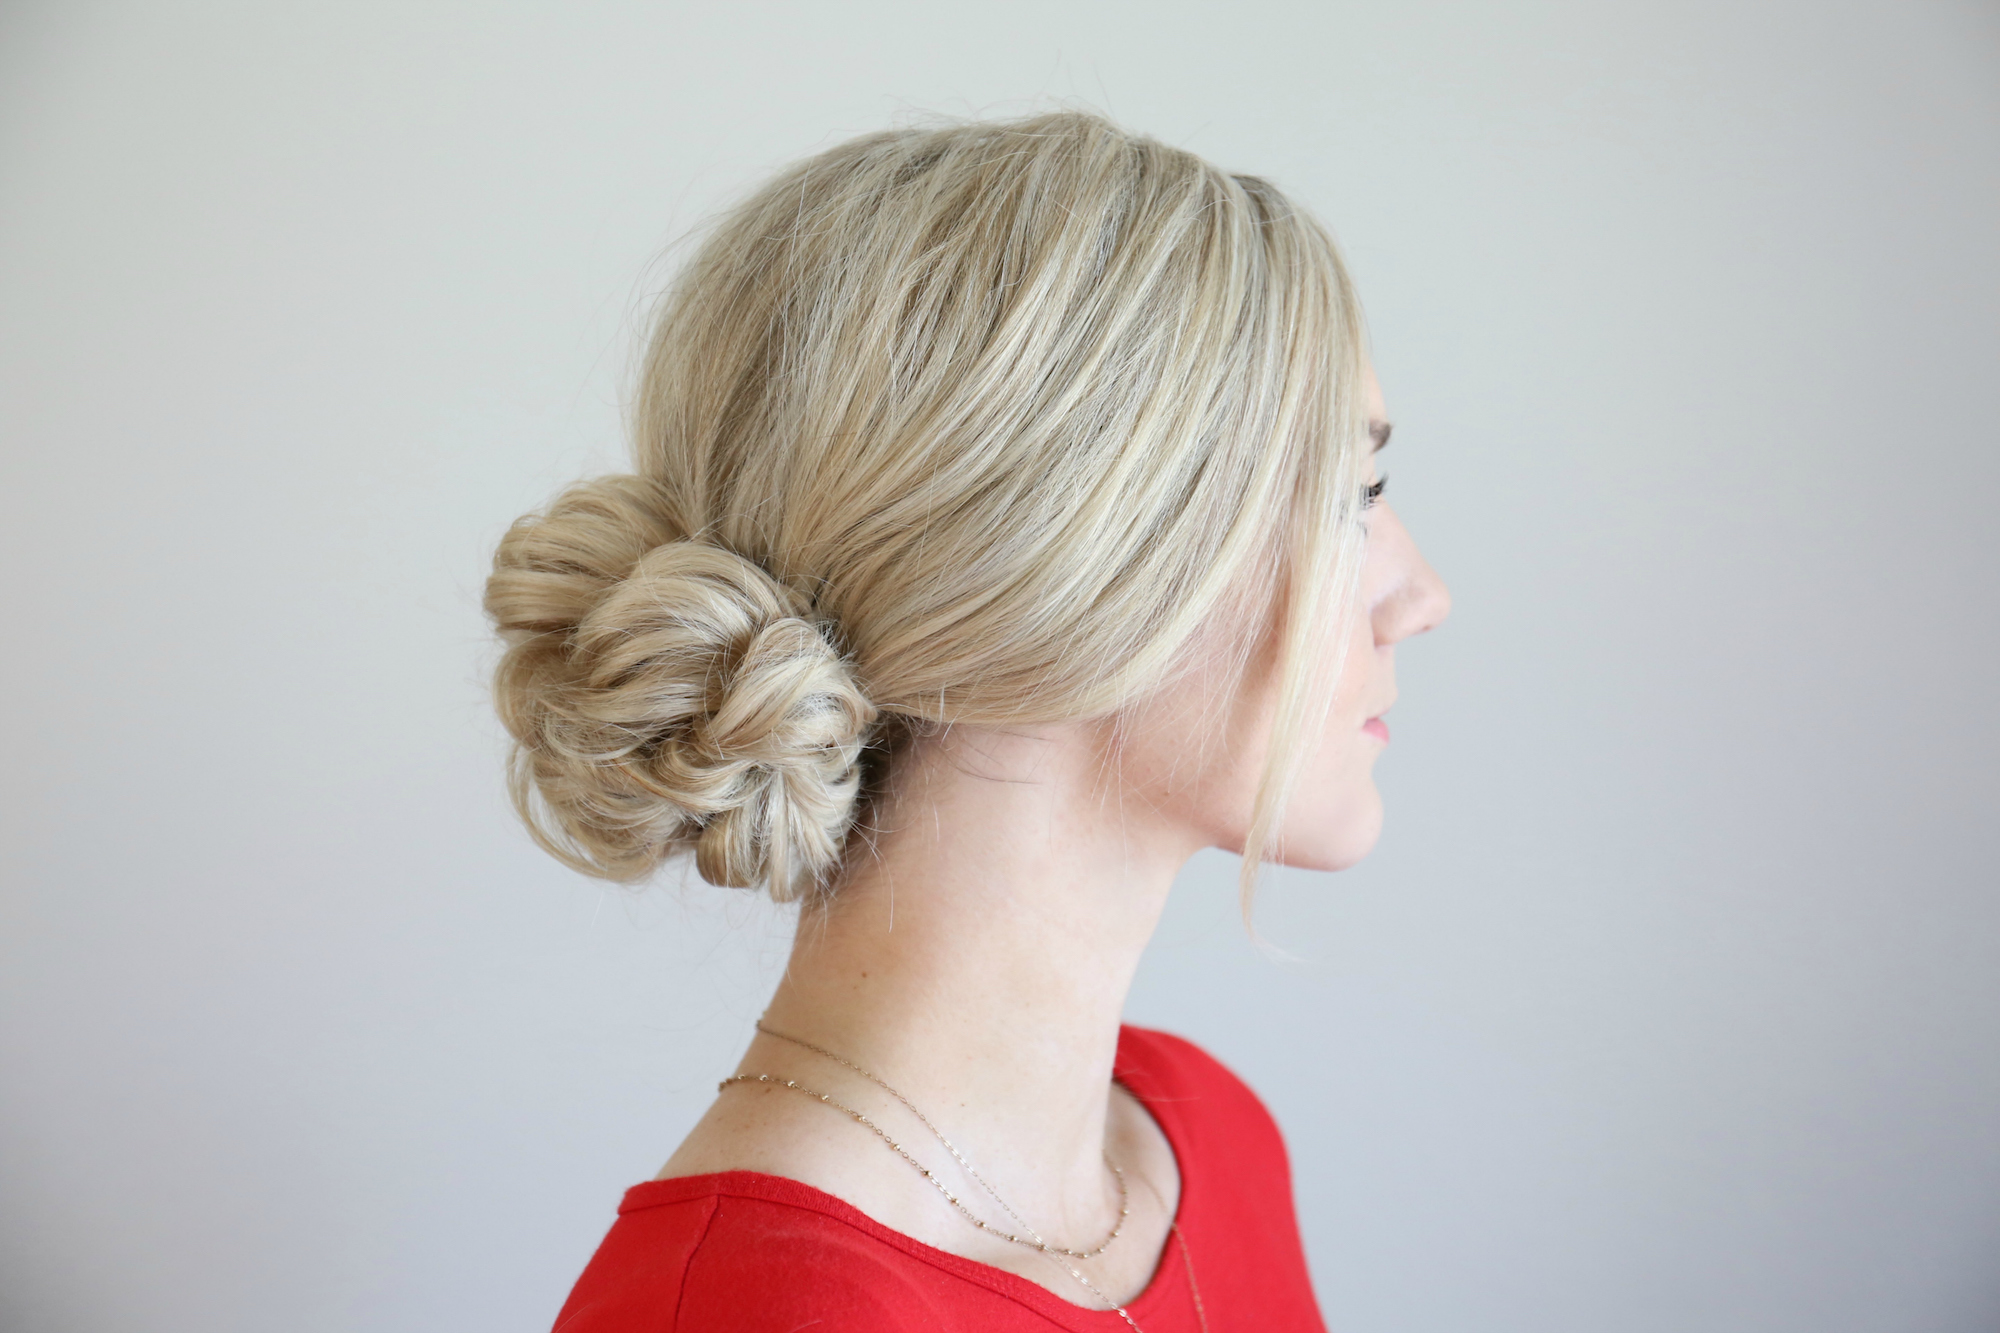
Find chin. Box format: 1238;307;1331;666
1275;784;1385;873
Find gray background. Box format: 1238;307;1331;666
3;2;1996;1330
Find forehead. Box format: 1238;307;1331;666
1363;362;1387;420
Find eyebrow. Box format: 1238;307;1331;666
1369;420;1393;453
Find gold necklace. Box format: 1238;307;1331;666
754;1020;1126;1258
719;1027;1210;1332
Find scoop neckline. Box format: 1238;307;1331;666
627;1029;1195;1327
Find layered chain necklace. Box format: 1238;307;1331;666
720;1019;1208;1332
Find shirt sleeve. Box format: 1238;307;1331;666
551;1195;716;1333
671;1196;962;1332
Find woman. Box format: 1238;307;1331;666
487;110;1449;1332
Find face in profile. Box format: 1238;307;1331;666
1116;365;1451;872
1276;366;1452;869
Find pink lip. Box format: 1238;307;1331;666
1363;717;1390;743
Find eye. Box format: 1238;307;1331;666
1362;475;1388;510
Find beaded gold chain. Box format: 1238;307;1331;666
719;1025;1209;1332
716;1071;1129;1259
753;1020;1127;1258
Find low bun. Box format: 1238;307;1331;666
485;476;876;900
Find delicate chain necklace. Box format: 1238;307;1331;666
754;1020;1126;1258
719;1024;1209;1332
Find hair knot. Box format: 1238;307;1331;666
487;477;876;899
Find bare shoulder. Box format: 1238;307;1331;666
656;1078;870;1187
652;1074;985;1265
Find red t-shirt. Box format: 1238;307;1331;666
552;1025;1327;1331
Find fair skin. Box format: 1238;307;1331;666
661;366;1451;1306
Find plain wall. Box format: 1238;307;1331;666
3;3;1996;1330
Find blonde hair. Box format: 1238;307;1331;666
485;109;1371;906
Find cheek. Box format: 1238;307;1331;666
1120;608;1388;869
1108;651;1275;855
1273;638;1387;871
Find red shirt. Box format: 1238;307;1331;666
552;1026;1327;1332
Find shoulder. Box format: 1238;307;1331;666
551;1173;1001;1333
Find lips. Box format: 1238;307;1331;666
1362;717;1390;743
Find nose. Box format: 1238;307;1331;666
1371;504;1451;647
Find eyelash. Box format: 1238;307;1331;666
1363;475;1388;509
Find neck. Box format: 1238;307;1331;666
759;721;1196;1193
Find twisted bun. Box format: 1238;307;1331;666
485;476;877;900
